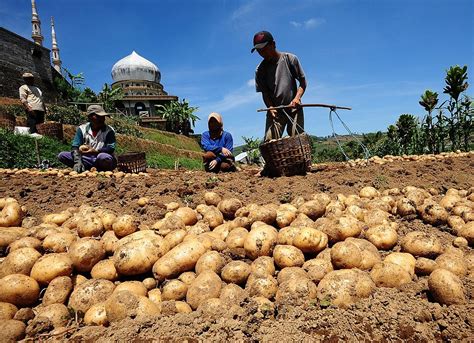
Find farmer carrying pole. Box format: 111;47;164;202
252;30;307;141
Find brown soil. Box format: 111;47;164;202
1;155;473;342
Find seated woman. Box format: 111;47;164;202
201;112;235;172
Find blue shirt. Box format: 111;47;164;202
201;130;233;163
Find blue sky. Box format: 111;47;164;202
1;0;473;145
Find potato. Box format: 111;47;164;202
434;253;467;277
250;256;275;276
439;194;460;210
457;221;474;245
42;276;73;305
276;205;297;228
428;269;466;305
42;232;76;253
370;262;412;288
359;186;379;199
345;205;366;221
325;200;345;217
195;251;225;275
225;227;248;250
298;200;327;220
273;245;305;269
291;213;315;228
365;224;398;250
105;291;160;322
101;231;119;255
152;239;208;281
418;202;449;226
221;261;251;284
220;284;246;305
276;267;308;284
90;259;118;281
0;227;28;250
401;231;443;257
276;276;317;304
114;281;148;297
245;273;278;299
317;269;375;308
84;303;108;326
161;279;188;301
0;247;41;278
166;202;180;211
100;210;116;231
68;279;115;313
204;192;222;206
292;227;328;253
0;320;26;342
363;209;390;227
0;302;18;320
396;198;417;217
164;229;187;249
197;205;224;229
277;226;301;245
244;224;278;260
0;274;40;306
114;236;168;276
42;211;71;226
30;253;73;285
143;278;157;290
335;215;365;241
248;206;276;225
137;197;149;207
453;237;468;248
113;215;138;238
330;241;362;269
76;215;104;238
148;288;162;306
346;238;380;270
152;215;186;236
303;258;333;283
405;188;429;206
186;270;222;310
0;198;24;227
218;198;243;219
415;258;438;276
8;237;41;252
36;303;70;328
174;207;198;226
69;238;105;273
384;252;416;276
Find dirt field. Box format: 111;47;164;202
1;155;473;342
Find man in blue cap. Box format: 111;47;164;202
252;31;307;141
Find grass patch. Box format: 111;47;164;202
141;128;201;152
146;153;202;170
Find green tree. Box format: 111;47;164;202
76;87;98;103
242;136;262;164
98;84;124;113
419;90;439;153
396;114;419;154
156;99;199;136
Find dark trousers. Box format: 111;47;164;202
202;151;236;173
27;110;45;134
58;151;117;171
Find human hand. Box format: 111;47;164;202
221;147;232;157
209;159;218;170
267;109;278;119
290;97;302;108
79;145;90;153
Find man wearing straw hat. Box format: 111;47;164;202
252;31;307;141
19;72;46;133
57;105;117;173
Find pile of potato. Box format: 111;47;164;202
0;185;473;340
0;168;148;178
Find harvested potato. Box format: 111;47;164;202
218;198;243;219
345;238;381;270
330;240;362;269
100;210;116;231
292;227;328;253
197;205;224;229
245;273;278;299
384;252;416;276
405;188;429;206
401;231;443;257
148;288;162;306
0;247;41;278
178;271;196;285
428;269;466;305
143;278;157;290
69;238;106;273
291;213;316;228
42;276;73;306
8;237;41;252
174;207;198;226
317;269;375;308
364;209;390;227
42;211;71;226
359;186;379;199
105;291;160;322
84;303;108;326
276;267;308;284
0;319;26;342
277;226;301;245
153;239;208;281
204;192;222;206
91;259;118;281
439;194;460;210
248;206;277;225
276;205;297;228
0;198;24;227
345;205;365;221
42;232;76;253
276;276;317;304
225;227;248;250
221;261;251;284
447;215;464;230
186;270;222;310
114;281;148;297
77;215;104;237
453;237;468;248
335;215;365;241
370;262;412;288
152;215;186;236
244;223;278;260
0;227;28;250
298;200;327;220
195;251;225;275
273;245;305;268
161;279;188;301
30;253;73;285
220;284;246;305
137;197;149;207
397;198;417;217
101;231;119;255
36;303;70;328
365;224;398;250
434;253;467;277
0;302;18;320
415;258;438;276
0;274;40;306
113;215;138;238
164;229;187;249
68;279;115;313
250;256;275;276
418;202;449;226
166;202;180;211
303;258;333;283
457;222;474;245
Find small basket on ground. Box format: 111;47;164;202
259;133;312;177
117;152;147;173
36;121;63;140
0;112;16;131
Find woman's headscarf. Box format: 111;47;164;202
208;112;223;139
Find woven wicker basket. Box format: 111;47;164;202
117;152;147;173
259;133;312;177
0;112;16;131
36;122;63;140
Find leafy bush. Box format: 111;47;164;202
47;105;86;125
0;129;70;168
0;104;25;117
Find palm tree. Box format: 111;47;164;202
98;83;124;113
155;99;199;135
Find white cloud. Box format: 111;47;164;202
290;17;326;29
230;1;258;22
246;79;255;87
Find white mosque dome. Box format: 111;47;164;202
111;51;161;83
